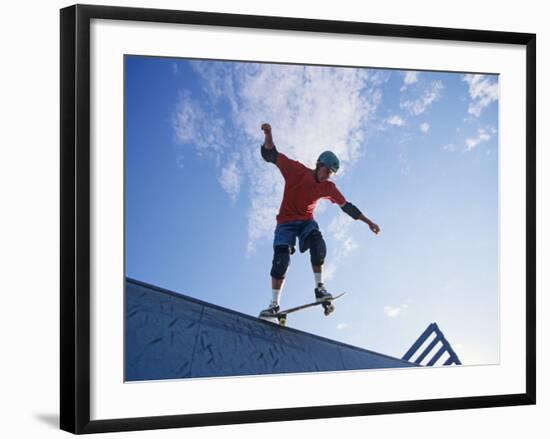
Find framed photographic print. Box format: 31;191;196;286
60;4;536;434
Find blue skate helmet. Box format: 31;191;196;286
317;151;340;173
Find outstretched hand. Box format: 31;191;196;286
368;222;380;235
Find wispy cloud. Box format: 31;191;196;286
383;299;413;318
384;306;402;318
218;158;242;202
172;61;385;253
465;127;492;151
387;115;405;126
324;214;359;280
462;74;498;117
420;122;430;133
442;143;456;152
401;81;444;115
398;152;411;176
172;90;226;156
400;71;419;91
336;322;351;330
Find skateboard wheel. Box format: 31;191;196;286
279;316;287;326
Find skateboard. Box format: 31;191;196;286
274;292;346;326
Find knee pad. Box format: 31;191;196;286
270;245;291;279
308;230;327;266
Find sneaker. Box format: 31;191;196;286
259;303;280;319
314;284;333;302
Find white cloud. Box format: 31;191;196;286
462;74;498;117
404;71;419;85
172;91;201;144
400;71;419;91
387;115;405;126
342;237;358;255
442;143;456;152
401;81;444;115
336;323;351;330
172;90;226;154
218;159;242;202
323;263;337;282
420;122;430;133
172;61;384;253
323;214;358;280
465;127;492;151
384;306;401;318
398;152;411;176
327;215;356;249
384;298;413;318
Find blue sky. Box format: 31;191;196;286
125;55;499;366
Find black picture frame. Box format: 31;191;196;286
60;4;536;434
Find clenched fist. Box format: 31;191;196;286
261;123;272;134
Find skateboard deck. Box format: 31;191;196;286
275;292;346;326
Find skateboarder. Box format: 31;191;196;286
259;122;380;319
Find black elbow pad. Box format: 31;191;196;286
341;202;362;220
261;143;278;164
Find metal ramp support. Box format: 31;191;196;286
402;322;461;366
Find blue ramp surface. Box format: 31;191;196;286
125;278;416;381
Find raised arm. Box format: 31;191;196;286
261;123;275;149
260;122;278;164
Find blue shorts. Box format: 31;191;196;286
273;220;320;253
